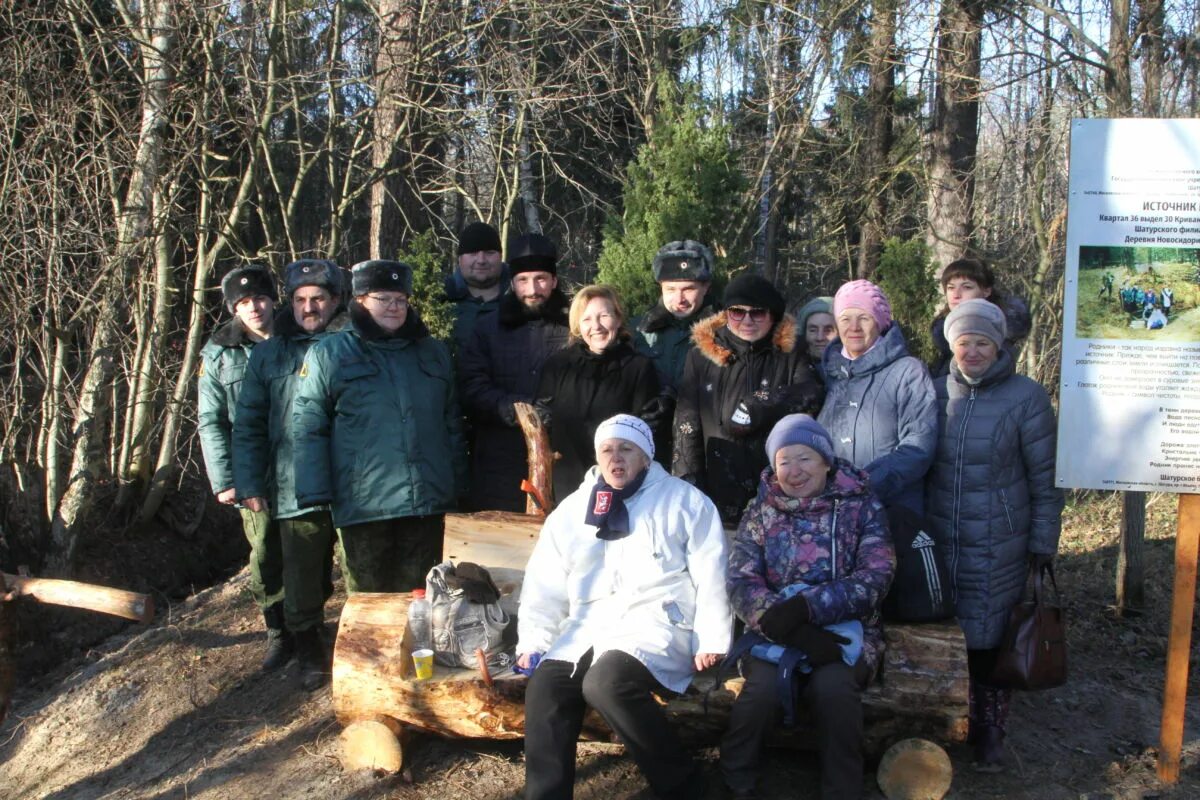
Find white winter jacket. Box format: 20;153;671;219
517;461;733;693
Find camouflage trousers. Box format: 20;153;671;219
336;514;444;594
279;509;337;632
240;507;284;613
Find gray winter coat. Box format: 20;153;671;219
818;325;937;514
925;352;1064;649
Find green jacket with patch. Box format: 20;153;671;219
198;320;259;495
292;309;467;527
232;309;348;519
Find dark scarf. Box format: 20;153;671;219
585;468;649;540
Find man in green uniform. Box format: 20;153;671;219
197;264;279;668
233;260;346;691
632;240;719;462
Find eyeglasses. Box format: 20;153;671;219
727;307;769;323
365;294;408;310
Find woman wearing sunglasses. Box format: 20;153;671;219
816;279;936;515
672;274;823;524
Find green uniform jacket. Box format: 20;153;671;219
198;320;258;495
292;310;467;528
632;296;720;392
232;309;348;520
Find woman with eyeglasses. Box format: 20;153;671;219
816;279;936;515
535;285;660;500
672;274;823;524
292;260;467;593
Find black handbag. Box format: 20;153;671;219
991;562;1068;690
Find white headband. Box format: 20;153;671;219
593;414;655;460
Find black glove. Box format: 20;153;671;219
498;400;518;427
447;562;501;604
757;594;811;642
640;393;676;429
1029;552;1054;572
784;623;850;668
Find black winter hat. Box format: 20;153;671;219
283;259;343;297
221;264;278;311
507;233;558;275
458;221;502;255
652;240;714;283
350;260;414;297
723;273;786;320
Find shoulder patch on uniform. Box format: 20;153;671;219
197;363;205;377
299;362;309;377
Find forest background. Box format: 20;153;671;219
0;0;1195;578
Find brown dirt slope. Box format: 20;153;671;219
2;492;1200;799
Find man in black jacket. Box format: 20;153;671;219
458;234;570;511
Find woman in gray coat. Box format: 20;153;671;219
818;280;937;514
925;299;1064;769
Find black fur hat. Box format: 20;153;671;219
221;264;278;311
350;260;414;296
458;221;502;255
652;240;714;283
507;234;558;275
283;259;343;297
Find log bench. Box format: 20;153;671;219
331;512;968;758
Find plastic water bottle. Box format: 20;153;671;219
408;588;432;652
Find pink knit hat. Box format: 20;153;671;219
833;280;892;332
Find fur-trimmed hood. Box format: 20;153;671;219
690;311;797;367
637;293;720;335
272;306;350;339
210;317;256;348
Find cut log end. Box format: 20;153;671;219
876;738;954;800
340;720;404;773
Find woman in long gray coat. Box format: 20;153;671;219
925;298;1064;769
818;280;937;514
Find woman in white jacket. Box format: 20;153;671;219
516;413;732;800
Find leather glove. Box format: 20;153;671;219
498;400;518;427
1029;552;1054;572
758;594;811;642
640;393;676;430
446;561;501;604
784;623;850;668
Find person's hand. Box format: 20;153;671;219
758;594;810;641
694;652;723;671
243;497;268;513
784;623;850;668
640;394;676;429
498;400;518;427
513;652;542;677
216;488;237;505
517;652;537;669
1029;552;1054;572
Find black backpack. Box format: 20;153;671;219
882;506;955;623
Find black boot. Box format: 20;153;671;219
973;685;1011;771
295;627;329;692
261;604;294;672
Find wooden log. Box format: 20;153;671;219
443;512;541;571
513;401;555;515
1;572;154;623
332;571;968;754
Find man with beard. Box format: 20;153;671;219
198;264;278;666
233;260;347;691
633;240;720;464
459;233;570;511
444;221;509;354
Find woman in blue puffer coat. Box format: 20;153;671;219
925;298;1063;769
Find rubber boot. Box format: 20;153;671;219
967;680;980;744
973;685;1011;771
295;627;329;692
261;603;294;672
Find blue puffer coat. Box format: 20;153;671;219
925;351;1064;649
818;325;937;514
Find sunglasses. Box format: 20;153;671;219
727;306;770;323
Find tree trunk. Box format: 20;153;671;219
856;0;897;279
369;0;413;259
925;0;984;269
1136;0;1165;116
1106;0;1133;115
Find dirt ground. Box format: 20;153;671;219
2;491;1200;799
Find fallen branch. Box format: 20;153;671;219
2;573;154;623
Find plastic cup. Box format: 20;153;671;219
411;648;434;680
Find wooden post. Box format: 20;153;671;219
513;401;555;515
1117;491;1146;614
1157;493;1200;783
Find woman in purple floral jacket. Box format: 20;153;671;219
719;414;895;800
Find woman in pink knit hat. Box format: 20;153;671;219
815;279;937;515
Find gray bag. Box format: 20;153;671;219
426;561;513;670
